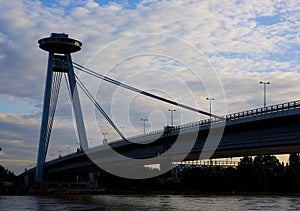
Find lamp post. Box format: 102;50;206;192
260;81;270;107
168;109;176;126
206;97;215;121
120;126;125;134
102;132;108;139
66;146;71;154
76;142;81;151
102;132;108;144
141;118;148;134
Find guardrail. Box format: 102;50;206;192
107;100;300;145
174;160;239;167
225;100;300;120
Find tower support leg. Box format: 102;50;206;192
66;55;94;183
65;55;89;151
35;53;54;184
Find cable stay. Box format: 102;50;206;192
44;71;62;158
64;73;73;105
75;74;127;141
73;62;224;120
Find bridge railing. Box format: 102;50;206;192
174;160;239;167
225;100;300;120
108;100;300;145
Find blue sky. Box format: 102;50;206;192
41;0;141;11
1;0;300;173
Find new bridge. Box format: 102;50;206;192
20;100;300;186
19;33;300;188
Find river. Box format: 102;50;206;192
1;194;300;210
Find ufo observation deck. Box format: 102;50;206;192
38;33;82;54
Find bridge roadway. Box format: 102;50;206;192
21;100;300;179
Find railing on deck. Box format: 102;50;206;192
225;100;300;120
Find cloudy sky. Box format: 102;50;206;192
1;0;300;174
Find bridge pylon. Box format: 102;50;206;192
35;33;88;185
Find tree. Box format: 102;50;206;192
252;155;284;191
236;156;254;191
0;165;15;181
285;153;300;191
0;165;19;194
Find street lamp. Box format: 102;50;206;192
168;109;176;126
120;126;125;134
206;97;215;121
66;146;71;154
141;118;148;134
260;81;270;107
102;132;108;139
102;132;108;144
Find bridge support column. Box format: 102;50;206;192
35;33;89;185
35;53;54;185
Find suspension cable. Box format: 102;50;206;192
45;72;58;155
45;71;62;158
73;62;224;120
75;74;127;141
64;73;73;104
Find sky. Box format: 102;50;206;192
1;0;300;174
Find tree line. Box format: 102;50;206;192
2;153;300;194
99;153;300;193
0;165;22;194
180;154;299;192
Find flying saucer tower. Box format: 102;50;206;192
36;33;88;184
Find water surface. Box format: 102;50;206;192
1;194;300;210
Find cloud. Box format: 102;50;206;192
0;113;78;173
1;0;300;173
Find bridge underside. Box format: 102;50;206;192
20;107;300;185
210;145;300;159
190;110;300;159
40;109;300;174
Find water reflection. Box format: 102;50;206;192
1;195;300;210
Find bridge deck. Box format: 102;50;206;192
107;100;300;146
19;100;300;180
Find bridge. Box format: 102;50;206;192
20;99;300;187
19;33;300;189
